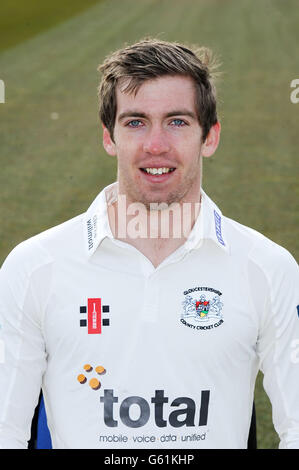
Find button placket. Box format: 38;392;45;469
142;274;159;323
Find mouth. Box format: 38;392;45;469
139;167;176;183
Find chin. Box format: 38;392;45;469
140;193;185;209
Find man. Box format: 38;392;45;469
0;38;298;449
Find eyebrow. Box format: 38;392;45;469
117;109;197;122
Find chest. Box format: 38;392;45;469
43;247;259;374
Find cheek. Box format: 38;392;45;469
177;140;202;167
115;132;142;156
172;130;201;149
116;146;136;173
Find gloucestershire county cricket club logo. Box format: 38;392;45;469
181;286;224;331
196;297;210;318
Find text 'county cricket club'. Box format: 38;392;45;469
79;298;110;334
181;286;224;331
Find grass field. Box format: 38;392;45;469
0;0;298;449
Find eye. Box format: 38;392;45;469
127;119;143;128
170;119;187;127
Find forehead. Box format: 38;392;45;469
115;75;197;115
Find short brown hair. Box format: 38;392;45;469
97;38;219;142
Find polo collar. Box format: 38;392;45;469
84;182;229;257
198;189;229;252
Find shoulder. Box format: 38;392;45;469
223;215;298;276
1;213;84;277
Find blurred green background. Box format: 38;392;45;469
0;0;298;449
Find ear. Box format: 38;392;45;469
102;124;117;156
201;121;221;158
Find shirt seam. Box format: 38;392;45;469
33;241;54;342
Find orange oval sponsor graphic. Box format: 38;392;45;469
77;364;106;391
89;378;101;390
77;374;87;384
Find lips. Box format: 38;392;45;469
139;167;176;183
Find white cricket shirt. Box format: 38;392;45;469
0;182;298;449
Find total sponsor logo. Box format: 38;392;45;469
76;364;210;431
99;389;210;429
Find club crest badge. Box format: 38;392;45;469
181;286;224;331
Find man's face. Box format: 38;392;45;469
103;75;218;208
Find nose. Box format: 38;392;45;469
143;126;170;155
